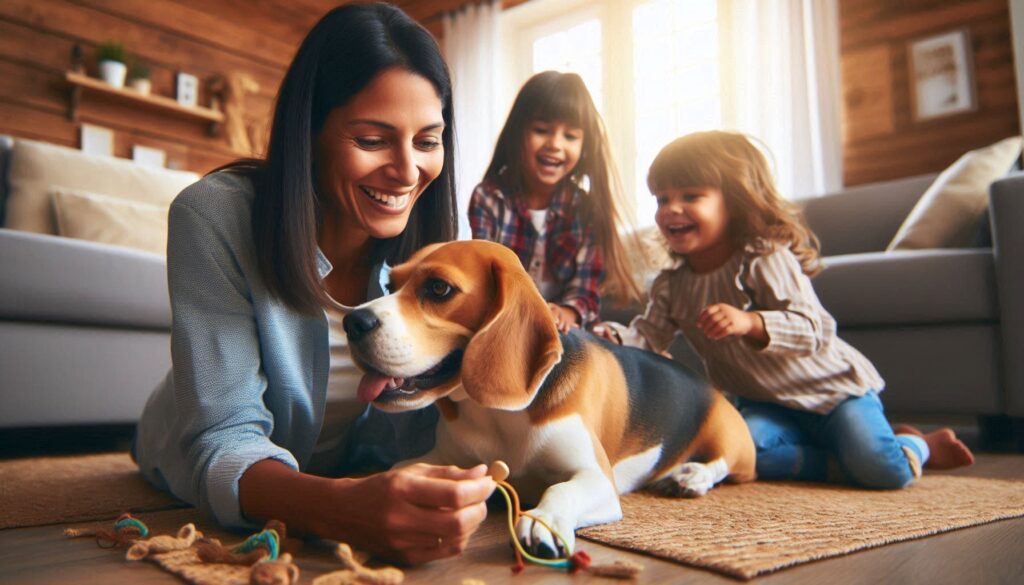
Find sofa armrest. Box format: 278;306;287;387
0;228;171;329
991;172;1024;415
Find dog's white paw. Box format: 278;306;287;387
514;508;575;559
651;462;717;498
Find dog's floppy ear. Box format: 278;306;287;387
460;254;562;410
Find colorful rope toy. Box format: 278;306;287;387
232;526;281;561
63;512;150;548
487;460;642;579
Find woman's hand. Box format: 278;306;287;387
696;303;767;345
323;463;495;565
548;303;581;333
240;460;494;566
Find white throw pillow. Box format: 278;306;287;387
4;139;197;235
51;188;169;256
887;136;1022;250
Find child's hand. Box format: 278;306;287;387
697;303;763;341
548;303;581;333
590;321;622;344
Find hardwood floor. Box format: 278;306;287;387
1;453;1022;584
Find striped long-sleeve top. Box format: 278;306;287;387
613;242;884;414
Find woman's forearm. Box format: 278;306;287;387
238;458;346;537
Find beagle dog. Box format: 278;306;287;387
343;240;755;557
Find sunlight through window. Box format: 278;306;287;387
633;0;720;223
531;19;603;111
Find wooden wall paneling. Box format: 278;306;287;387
0;18;74;71
840;0;1008;51
841;44;895;142
161;0;318;55
0;99;79;148
839;0;1019;186
73;0;300;69
0;0;283;107
0;60;68;116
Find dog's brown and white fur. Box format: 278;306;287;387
343;241;755;556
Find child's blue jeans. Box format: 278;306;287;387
739;392;928;489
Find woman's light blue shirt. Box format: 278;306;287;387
133;171;436;529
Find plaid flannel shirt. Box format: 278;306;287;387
468;178;603;325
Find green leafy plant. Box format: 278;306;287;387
96;41;125;64
128;60;150;80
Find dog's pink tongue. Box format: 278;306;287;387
357;374;404;403
357;373;389;403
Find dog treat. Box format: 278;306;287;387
311;542;404;585
126;523;201;560
488;460;510;482
250;553;300;585
196;537;269;565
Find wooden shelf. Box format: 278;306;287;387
65;71;224;132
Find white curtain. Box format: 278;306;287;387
442;0;504;238
720;0;843;198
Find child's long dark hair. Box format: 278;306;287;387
647;131;821;275
483;71;640;302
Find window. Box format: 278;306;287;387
532;19;603;110
503;0;722;225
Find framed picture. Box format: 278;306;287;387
908;29;977;121
132;144;166;168
80;123;114;157
176;71;199;107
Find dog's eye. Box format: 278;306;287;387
384;281;395;294
423;278;455;301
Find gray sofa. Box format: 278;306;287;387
803;172;1023;446
0;136;176;428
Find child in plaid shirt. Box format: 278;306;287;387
469;71;639;331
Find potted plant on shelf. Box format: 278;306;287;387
128;60;151;95
96;41;127;88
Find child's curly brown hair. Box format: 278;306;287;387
647;130;821;276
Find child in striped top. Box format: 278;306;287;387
596;131;973;488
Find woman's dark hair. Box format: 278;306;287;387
482;71;640;302
223;2;457;314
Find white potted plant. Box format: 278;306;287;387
128;61;151;95
96;41;127;88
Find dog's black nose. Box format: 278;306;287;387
342;309;380;341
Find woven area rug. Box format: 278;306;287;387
0;452;187;529
578;475;1024;579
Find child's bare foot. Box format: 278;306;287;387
893;424;975;470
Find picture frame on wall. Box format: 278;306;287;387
132;144;167;168
908;28;977;121
80;123;114;158
176;72;199;107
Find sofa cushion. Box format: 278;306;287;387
813;249;995;326
3;138;197;234
887;136;1022;251
52;187;168;255
0;228;170;329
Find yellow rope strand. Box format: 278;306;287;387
494;480;574;568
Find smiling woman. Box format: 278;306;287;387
131;2;496;566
